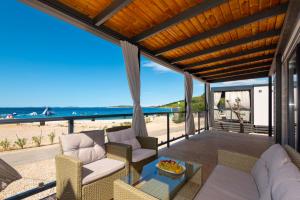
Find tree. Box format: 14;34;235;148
226;97;245;133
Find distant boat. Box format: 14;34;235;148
12;112;17;116
42;107;54;116
29;112;38;116
6;114;14;119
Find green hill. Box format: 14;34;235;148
159;95;205;112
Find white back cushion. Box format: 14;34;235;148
60;130;106;165
261;144;291;174
270;162;300;200
107;128;141;150
251;159;269;196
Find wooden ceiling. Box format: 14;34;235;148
27;0;289;83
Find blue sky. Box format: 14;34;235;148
0;1;267;107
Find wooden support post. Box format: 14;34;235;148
68;119;74;134
198;112;200;134
268;76;273;137
296;45;300;152
185;99;189;139
167;113;170;148
204;84;208;130
275;54;282;144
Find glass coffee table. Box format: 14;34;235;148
116;156;202;200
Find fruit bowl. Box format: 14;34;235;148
156;160;185;175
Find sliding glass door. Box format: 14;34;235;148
288;44;300;151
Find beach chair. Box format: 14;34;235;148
56;130;129;200
0;159;22;191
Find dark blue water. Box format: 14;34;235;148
0;107;173;119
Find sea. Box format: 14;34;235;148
0;107;173;119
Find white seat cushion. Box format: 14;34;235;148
251;159;269;196
82;158;125;185
195;165;259;200
107;128;141;150
132;148;156;163
60;131;106;165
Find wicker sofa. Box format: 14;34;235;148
113;144;300;200
106;126;158;181
195;144;300;200
56;130;130;200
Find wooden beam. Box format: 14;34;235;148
182;44;277;68
155;3;288;56
208;71;269;83
188;54;274;73
207;69;270;80
201;66;270;79
197;61;272;77
94;0;132;26
199;65;271;80
132;0;225;42
171;30;280;64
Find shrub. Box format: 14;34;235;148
15;135;27;149
48;132;55;145
0;138;10;151
32;134;43;147
120;122;132;126
145;117;151;123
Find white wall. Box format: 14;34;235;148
254;86;274;126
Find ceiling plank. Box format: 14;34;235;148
182;44;277;69
155;3;288;56
188;54;274;73
202;66;270;79
207;72;269;83
198;61;272;77
171;29;280;64
94;0;132;26
131;0;225;42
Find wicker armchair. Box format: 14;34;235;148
56;130;130;200
106;126;158;181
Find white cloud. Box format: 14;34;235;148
142;60;173;73
212;78;268;87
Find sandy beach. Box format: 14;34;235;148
0;115;204;199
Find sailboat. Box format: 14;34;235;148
42;107;54;116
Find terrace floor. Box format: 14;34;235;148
159;130;273;182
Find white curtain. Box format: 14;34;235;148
185;72;195;135
121;41;148;137
225;91;250;109
205;83;212;127
214;92;222;109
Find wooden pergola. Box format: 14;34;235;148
22;0;292;83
